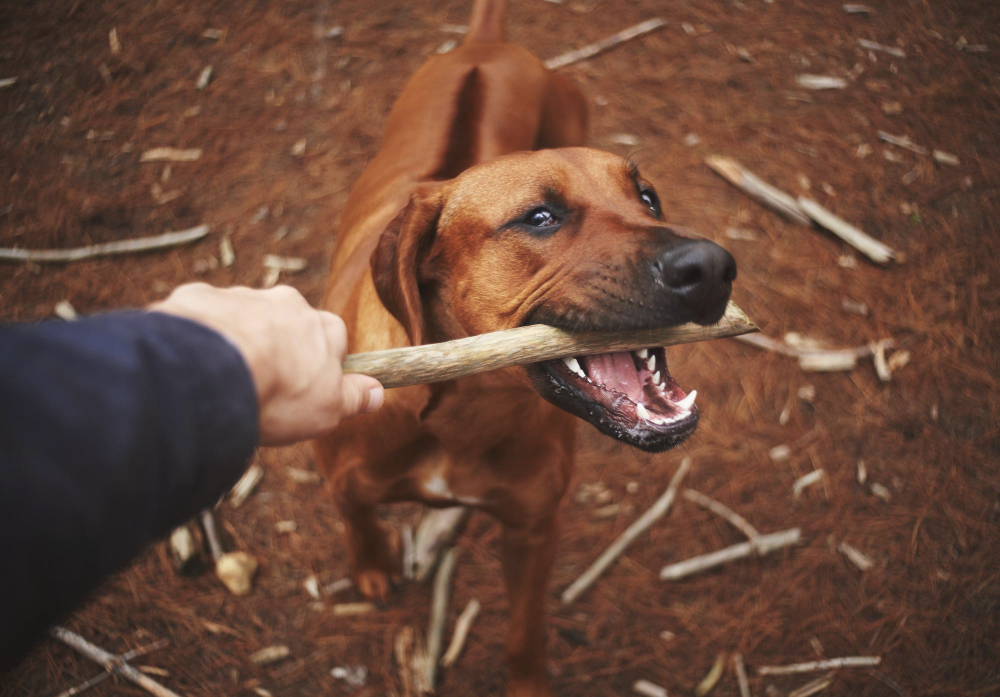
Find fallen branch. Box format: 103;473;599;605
562;457;691;604
344;301;755;389
758;656;881;675
50;627;181;697
705;156;810;225
660;528;801;581
683;489;761;540
440;598;481;668
0;225;209;264
426;547;458;689
797;197;897;264
55;638;169;697
545;18;666;70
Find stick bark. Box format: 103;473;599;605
50;627;182;697
561;457;691;604
344;302;755;389
545;18;666;70
0;225;209;263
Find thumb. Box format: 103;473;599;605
338;374;385;419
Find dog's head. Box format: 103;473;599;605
372;147;736;452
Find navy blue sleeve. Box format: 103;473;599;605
0;311;259;671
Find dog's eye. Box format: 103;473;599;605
523;207;559;228
639;187;661;215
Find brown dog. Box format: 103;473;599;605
314;2;735;694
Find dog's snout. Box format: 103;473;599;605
654;240;736;324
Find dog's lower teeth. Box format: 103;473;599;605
636;403;651;420
562;356;585;378
646;355;656;372
675;389;697;411
652;370;660;384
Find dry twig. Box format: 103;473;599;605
140;147;203;162
545;18;666;70
414;507;469;581
50;627;181;697
733;653;752;697
55;639;169;697
705;156;810;225
684;489;761;540
788;675;835;697
758;656;881;675
633;680;669;697
440;599;481;667
660;528;802;581
0;225;209;264
426;547;458;689
229;464;263;508
837;541;875;571
797;197;897;264
562;457;691;604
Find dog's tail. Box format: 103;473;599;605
465;0;506;44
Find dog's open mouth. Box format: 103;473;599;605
532;347;698;452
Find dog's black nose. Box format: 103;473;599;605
655;240;736;324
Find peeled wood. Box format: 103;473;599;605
705;156;811;225
545;18;666;70
797;197;896;264
561;457;691;604
344;302;755;389
660;528;801;581
0;225;209;263
758;656;881;675
50;627;182;697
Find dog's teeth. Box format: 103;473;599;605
647;355;656;372
675;390;697;412
652;370;660;384
637;348;649;359
562;356;585;377
659;382;667;391
636;403;651;421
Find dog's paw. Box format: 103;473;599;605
353;568;393;603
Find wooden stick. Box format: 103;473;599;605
414;508;470;582
705;156;811;225
229;463;263;508
50;627;182;697
797;197;896;264
344;301;755;390
758;656;881;675
733;653;752;697
659;528;801;581
876;131;928;156
788;675;834;697
545;18;666;70
683;489;761;540
199;509;223;563
440;598;481;667
402;523;415;581
55;639;169;697
696;653;726;696
561;457;691;604
0;225;209;264
792;469;825;499
426;547;458;689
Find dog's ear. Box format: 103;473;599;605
371;183;443;346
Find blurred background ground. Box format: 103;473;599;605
1;0;998;695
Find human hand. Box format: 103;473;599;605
151;283;383;445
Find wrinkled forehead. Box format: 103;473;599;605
440;148;639;226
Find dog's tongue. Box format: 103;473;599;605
580;351;642;398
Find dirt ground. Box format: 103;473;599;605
2;0;998;695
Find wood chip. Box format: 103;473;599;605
109;28;122;55
838;541;874;571
858;39;905;58
877;131;929;156
275;520;297;534
216;552;258;595
0;77;18;89
169;525;199;572
633;679;669;697
219;235;235;268
196;65;213;90
426;548;458;689
140;147;203;162
249;645;290;666
609;133;640;146
263;254;307;272
333;602;376;616
792;469;825;499
870;482;892;502
796;74;848;90
733;653;751;697
229;463;263;508
696;653;726;696
788;675;834;697
843;4;871;13
285;466;321;484
933;150;960;166
54;300;78;320
856;460;867;485
440;599;481;667
290;139;306;157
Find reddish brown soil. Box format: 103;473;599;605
2;1;998;696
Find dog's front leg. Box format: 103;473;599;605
501;516;557;697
